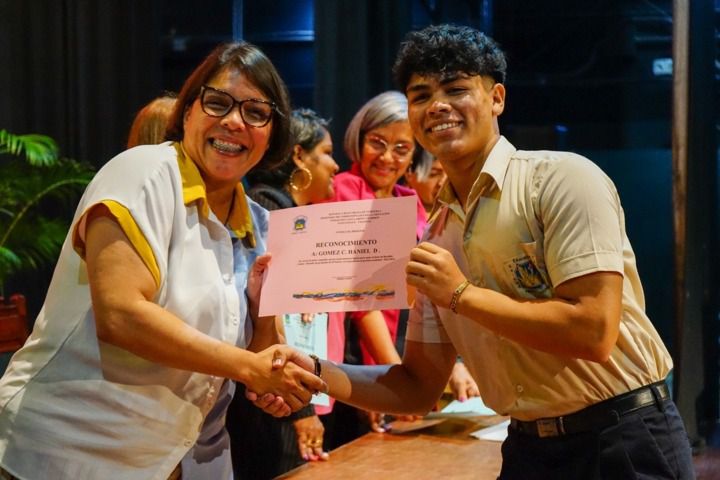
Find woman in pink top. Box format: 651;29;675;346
330;91;427;366
325;91;427;443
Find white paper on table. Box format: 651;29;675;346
282;313;329;407
470;419;510;442
441;396;497;416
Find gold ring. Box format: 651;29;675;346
308;439;322;447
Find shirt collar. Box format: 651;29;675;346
174;142;256;247
478;135;516;192
427;136;516;235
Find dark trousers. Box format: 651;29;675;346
227;388;305;480
499;400;695;479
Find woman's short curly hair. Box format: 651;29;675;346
392;24;507;92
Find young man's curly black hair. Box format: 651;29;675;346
392;24;507;92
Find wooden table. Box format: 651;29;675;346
278;415;506;480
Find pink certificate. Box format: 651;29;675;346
259;196;417;316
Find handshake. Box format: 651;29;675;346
244;344;328;418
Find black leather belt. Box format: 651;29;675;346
510;380;670;438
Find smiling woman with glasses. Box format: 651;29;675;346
338;91;419;202
0;41;326;480
199;84;279;127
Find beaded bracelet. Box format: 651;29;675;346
449;280;471;313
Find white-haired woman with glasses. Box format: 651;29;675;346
321;91;427;443
0;42;325;480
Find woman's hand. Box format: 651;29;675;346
294;415;329;461
300;313;316;324
365;411;422;433
247;253;272;321
244;345;327;414
367;411;389;433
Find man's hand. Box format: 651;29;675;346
246;391;291;417
406;242;467;309
244;345;327;414
245;346;326;417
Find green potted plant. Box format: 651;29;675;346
0;129;95;299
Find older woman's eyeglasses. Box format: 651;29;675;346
199;85;276;127
364;135;414;160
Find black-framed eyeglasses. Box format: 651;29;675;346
199;85;276;127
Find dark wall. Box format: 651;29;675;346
159;0;234;94
0;0;166;323
494;0;674;149
314;0;413;168
0;0;163;167
492;0;678;351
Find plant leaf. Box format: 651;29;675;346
0;129;59;167
0;148;94;288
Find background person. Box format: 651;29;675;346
403;146;447;213
126;94;177;148
246;108;338;209
0;42;325;480
329;90;426;368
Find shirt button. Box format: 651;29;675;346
516;384;524;393
184;439;192;447
230;314;238;325
222;273;232;284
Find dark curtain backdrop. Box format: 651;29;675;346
314;0;412;170
0;0;163;167
0;0;164;319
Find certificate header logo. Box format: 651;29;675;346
293;215;308;232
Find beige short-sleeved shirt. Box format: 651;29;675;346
407;136;672;420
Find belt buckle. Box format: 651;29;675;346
536;418;561;438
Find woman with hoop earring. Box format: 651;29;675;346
246;109;339;210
